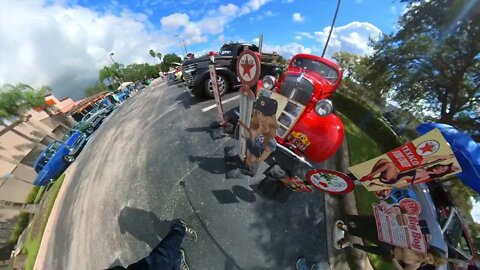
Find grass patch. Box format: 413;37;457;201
33;187;46;204
23;174;65;270
340;113;394;270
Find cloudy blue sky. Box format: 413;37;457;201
0;0;407;99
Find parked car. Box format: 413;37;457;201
33;130;87;186
115;89;131;102
182;42;283;98
391;184;478;270
78;108;108;133
259;53;345;163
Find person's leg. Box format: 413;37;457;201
352;244;393;262
145;220;186;269
345;215;382;245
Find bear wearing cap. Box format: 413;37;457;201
244;96;279;175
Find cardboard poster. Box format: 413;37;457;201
373;198;427;253
280;176;313;192
348;129;462;191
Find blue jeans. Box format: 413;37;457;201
121;221;186;270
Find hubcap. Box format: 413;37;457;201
209;76;226;95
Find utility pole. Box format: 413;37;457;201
322;0;341;57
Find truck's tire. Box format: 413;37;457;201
204;74;229;99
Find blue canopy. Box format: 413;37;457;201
417;123;480;194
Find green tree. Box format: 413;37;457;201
0;83;46;117
159;53;181;72
156;52;162;63
0;83;54;146
368;0;480;138
332;51;387;107
149;49;158;64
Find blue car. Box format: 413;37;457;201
115;88;131;102
33;130;87;186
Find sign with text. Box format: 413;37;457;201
373;199;427;253
349;129;462;191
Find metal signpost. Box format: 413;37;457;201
236;48;261;160
208;51;225;124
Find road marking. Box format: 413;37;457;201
201;95;239;112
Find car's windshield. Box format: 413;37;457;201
292;58;339;83
45;142;62;159
219;46;232;56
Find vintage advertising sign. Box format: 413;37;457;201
373;198;427;253
280;176;313;192
236;50;261;86
306;169;355;194
349;129;462;191
208;62;225;123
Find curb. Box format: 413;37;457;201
33;165;76;270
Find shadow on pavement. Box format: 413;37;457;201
250;189;328;268
180;181;243;270
118;206;173;249
188;155;226;174
175;90;195;110
212;185;257;204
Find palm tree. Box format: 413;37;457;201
0;83;54;146
156;52;162;63
149;49;158;64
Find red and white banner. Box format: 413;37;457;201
373;198;427;253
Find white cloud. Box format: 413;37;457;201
314;21;382;56
160;12;190;31
160;0;271;46
355;0;364;3
295;31;315;39
240;0;272;15
292;12;304;23
219;3;239;16
0;0;177;100
265;10;274;16
262;42;312;58
282;0;294;3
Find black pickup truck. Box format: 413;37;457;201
182;42;283;98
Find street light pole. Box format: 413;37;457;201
175;34;188;56
109;52;122;84
109;52;117;65
322;0;341;57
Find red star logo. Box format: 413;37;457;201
241;58;254;79
418;142;434;154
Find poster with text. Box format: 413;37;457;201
373;198;427;253
348;129;462;191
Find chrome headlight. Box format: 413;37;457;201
315;99;333;116
262;75;276;90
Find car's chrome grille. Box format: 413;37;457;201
183;64;196;86
278;75;314;105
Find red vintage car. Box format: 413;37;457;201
258;53;345;163
253;53;354;194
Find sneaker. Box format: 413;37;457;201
179;249;189;270
184;225;198;242
296;257;308;270
336;221;347;231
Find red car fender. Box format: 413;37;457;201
290;111;345;163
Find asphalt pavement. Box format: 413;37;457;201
36;80;341;270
